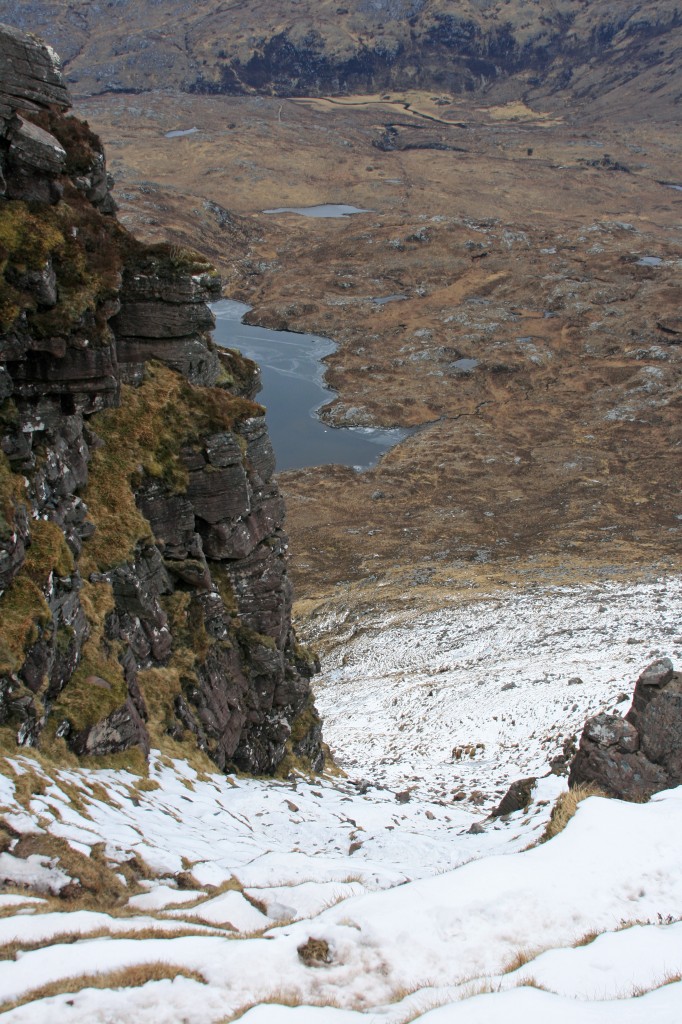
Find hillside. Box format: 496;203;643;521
2;0;682;116
0;12;682;1024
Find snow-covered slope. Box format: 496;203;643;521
312;575;682;801
0;576;680;1022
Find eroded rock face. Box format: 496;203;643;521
19;1;680;106
0;24;323;775
569;658;681;801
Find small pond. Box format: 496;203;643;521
451;357;479;373
263;204;371;218
165;127;199;138
211;300;410;471
635;256;662;267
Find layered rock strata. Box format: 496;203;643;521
569;658;681;802
0;24;323;774
5;0;679;106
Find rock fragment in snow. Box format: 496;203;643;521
297;937;332;966
492;777;537;817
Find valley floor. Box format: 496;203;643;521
1;576;681;1022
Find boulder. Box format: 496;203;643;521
569;658;682;800
491;777;537;817
0;23;70;119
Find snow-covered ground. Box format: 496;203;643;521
0;576;681;1022
311;575;682;802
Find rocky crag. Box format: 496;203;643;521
0;24;323;775
570;658;681;802
3;0;681;112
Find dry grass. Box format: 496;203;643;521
501;946;547;975
628;973;682;998
572;928;602;948
2;758;48;807
393;997;454;1023
9;834;128;906
456;979;499;1000
541;783;606;842
222;986;346;1022
0;923;224;962
513;975;549;991
617;913;681;930
0;961;208;1014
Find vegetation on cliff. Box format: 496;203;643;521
0;23;323;777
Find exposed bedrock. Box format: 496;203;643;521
569;659;682;802
20;0;678;104
0;23;323;775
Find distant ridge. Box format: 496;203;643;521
2;1;681;115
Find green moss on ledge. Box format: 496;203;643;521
0;196;122;338
51;582;127;733
274;699;324;780
0;449;26;542
81;362;262;574
0;519;75;676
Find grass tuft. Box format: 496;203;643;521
628;972;682;998
541;783;606;842
0;961;207;1014
501;946;546;975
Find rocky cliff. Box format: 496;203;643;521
0;24;323;775
3;0;681;112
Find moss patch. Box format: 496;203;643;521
51;580;127;733
0;577;51;677
82;362;261;573
290;701;320;746
0;201;63;275
0;196;121;337
0;449;26;551
0;517;75;676
27;110;104;177
23;520;74;584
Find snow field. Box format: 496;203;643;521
311;576;682;801
0;576;680;1021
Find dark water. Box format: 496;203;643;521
372;294;407;305
211;300;410;471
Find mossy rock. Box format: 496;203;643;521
82;362;261;574
0;518;74;676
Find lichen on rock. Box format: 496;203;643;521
0;23;323;776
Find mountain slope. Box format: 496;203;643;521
2;1;681;113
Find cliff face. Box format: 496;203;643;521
0;24;323;774
2;0;680;111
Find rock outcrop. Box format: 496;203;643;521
5;0;680;111
569;658;681;801
0;24;323;774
